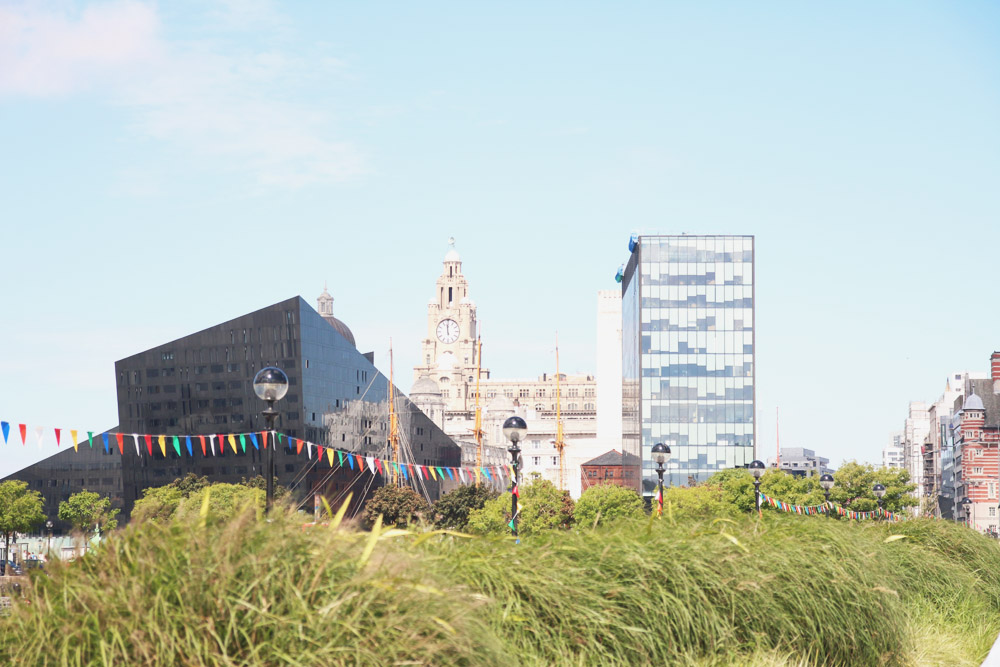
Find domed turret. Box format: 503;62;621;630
316;284;356;347
444;236;461;263
963;390;984;413
410;374;441;396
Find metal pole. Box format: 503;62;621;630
264;399;277;513
754;479;761;514
824;490;831;517
510;445;520;539
656;464;664;517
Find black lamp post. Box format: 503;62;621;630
873;483;886;514
45;520;53;556
749;460;765;513
503;416;527;539
253;366;289;514
819;474;834;514
651;443;671;515
961;496;972;529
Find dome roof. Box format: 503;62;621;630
322;315;356;347
963;391;984;412
410;375;441;395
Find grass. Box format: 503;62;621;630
1;506;998;666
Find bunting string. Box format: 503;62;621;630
0;419;509;489
758;493;902;522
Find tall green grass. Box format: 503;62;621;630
2;508;998;666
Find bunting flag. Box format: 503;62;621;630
144;434;152;456
88;431;94;449
172;435;181;457
249;433;259;450
296;439;304;455
327;448;335;466
209;435;216;456
429;466;438;481
758;494;902;522
348;454;355;470
262;431;268;450
199;435;206;457
132;434;141;456
239;434;246;453
35;426;44;449
375;459;384;475
1;421;8;444
481;467;491;482
71;429;78;452
656;486;663;517
337;450;344;468
307;442;313;459
229;435;237;454
158;435;166;457
355;454;363;471
19;423;26;445
54;428;61;447
116;433;124;455
102;432;109;454
185;435;192;457
366;456;376;474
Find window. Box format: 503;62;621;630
990;507;997;517
532;457;540;465
974;467;984;475
519;389;530;398
568;388;578;398
551;456;558;465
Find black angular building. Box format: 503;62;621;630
113;295;461;516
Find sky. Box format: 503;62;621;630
1;1;999;478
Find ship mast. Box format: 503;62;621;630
389;339;400;486
473;331;484;472
555;333;566;491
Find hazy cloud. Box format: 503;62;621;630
1;0;365;187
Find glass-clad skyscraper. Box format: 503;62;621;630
622;235;755;492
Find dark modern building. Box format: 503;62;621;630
622;235;756;494
1;433;125;534
7;293;462;525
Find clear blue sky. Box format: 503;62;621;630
2;1;999;477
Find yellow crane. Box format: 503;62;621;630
389;339;400;486
554;334;566;491
473;333;484;471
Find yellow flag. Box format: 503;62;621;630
327;448;335;466
429;466;437;481
228;434;237;453
71;430;78;452
157;435;166;456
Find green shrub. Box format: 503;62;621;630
432;484;499;530
467;478;573;536
574;484;643;526
362;484;430;528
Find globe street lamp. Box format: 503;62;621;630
45;520;53;556
961;496;973;529
749;460;766;513
253;366;289;513
873;483;886;513
503;416;527;539
819;474;835;515
651;443;671;516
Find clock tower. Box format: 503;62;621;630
414;238;483;412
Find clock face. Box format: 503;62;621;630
436;319;460;344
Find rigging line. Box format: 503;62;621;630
294;461;346;511
323;466;371;511
350;471;378;520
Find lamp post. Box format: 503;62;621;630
651;443;671;516
503;416;527;539
873;483;886;515
749;460;765;513
961;496;972;529
253;366;289;514
819;474;834;515
45;520;53;556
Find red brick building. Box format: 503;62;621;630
580;450;640;493
953;352;1000;534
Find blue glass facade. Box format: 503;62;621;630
622;236;755;493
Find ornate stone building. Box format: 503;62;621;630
410;240;612;496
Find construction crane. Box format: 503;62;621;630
388;339;400;486
554;334;566;491
473;333;484;471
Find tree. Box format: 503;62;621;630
132;474;286;524
240;475;288;499
174;484;264;524
759;469;825;507
58;491;118;534
574;484;644;527
467;479;574;537
0;480;46;567
433;484;499;530
706;468;758;513
132;473;208;523
827;461;917;513
363;485;430;528
662;483;738;521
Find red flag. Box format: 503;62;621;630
199;435;206;457
262;431;268;449
115;433;124;454
217;434;225;456
375;459;384;474
54;428;61;447
19;424;26;445
144;434;153;456
421;465;429;480
317;445;324;462
296;439;303;455
355;454;364;471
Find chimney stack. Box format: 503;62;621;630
992;352;1000;393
